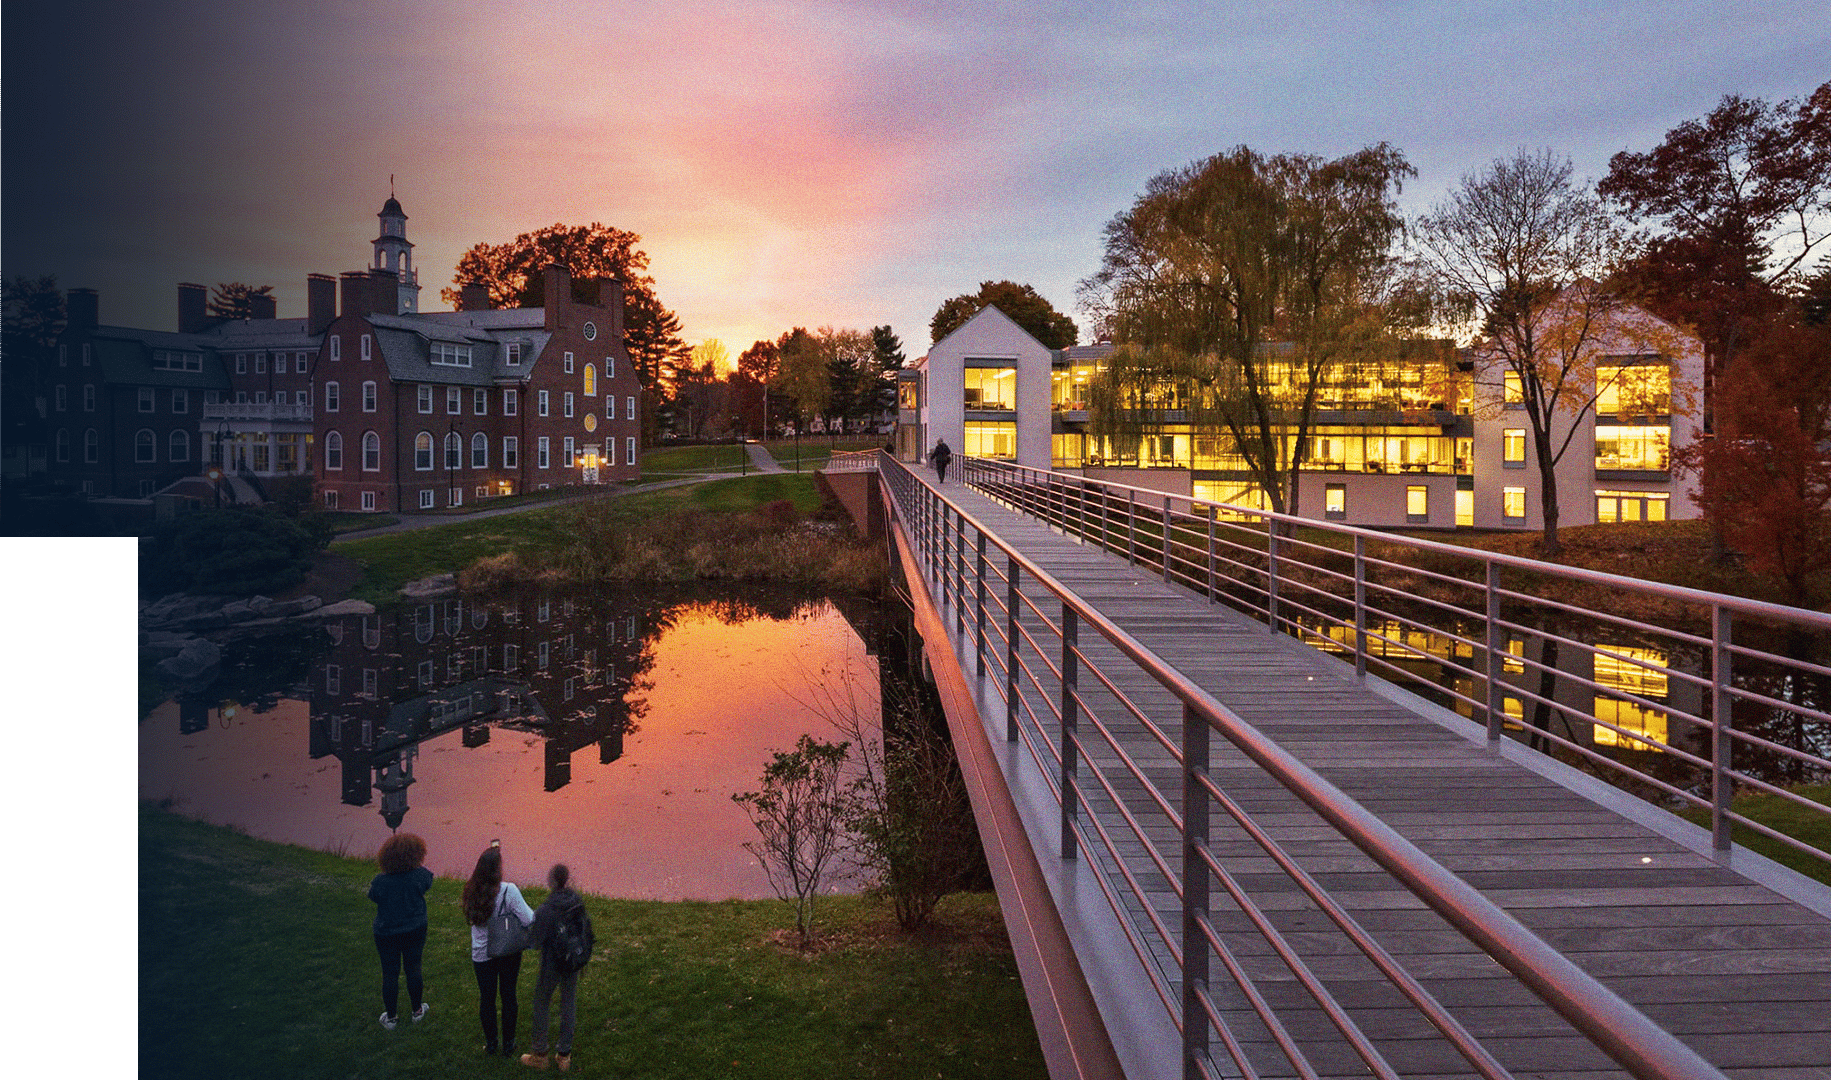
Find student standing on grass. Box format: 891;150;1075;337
464;843;535;1058
368;833;433;1030
520;863;595;1072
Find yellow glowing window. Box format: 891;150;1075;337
1455;489;1473;527
1596;490;1669;524
899;381;920;409
963;367;1016;410
1502;487;1526;520
1502;696;1523;728
1594;646;1668;698
1325;484;1346;518
964;421;1016;459
1503;429;1525;464
1504;636;1524;674
1406;486;1428;520
1503;370;1523;404
583;363;596;397
1597;363;1671;417
1595;425;1670;471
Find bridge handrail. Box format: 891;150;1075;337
821;449;880;473
960;456;1831;872
878;451;1728;1080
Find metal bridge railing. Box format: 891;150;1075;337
881;452;1729;1080
821;449;881;473
960;456;1831;873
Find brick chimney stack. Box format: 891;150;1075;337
249;292;277;321
598;278;625;344
369;268;399;317
177;283;209;333
340;271;372;319
66;288;99;332
307;274;337;334
459;281;492;312
543;263;570;332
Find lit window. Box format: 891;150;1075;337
1502;486;1526;520
1502;370;1522;405
1503;428;1525;466
962;367;1017;409
1324;483;1346;520
584;364;596;397
1597;363;1671;417
1406;485;1428;523
1595;489;1669;524
1594;426;1670;472
414;432;433;470
963;421;1016;459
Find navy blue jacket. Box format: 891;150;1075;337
368;867;434;936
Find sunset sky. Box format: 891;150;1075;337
5;1;1826;355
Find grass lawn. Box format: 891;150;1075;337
333;476;827;602
141;807;1045;1080
642;444;753;482
1678;784;1831;887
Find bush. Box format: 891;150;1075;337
141;508;327;597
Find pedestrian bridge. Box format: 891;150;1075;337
826;450;1831;1080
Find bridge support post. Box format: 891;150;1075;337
1485;562;1503;743
1181;701;1211;1080
975;532;988;674
1162;496;1174;583
1712;605;1734;851
1060;605;1079;861
1354;536;1367;680
1007;555;1020;743
1266;525;1280;634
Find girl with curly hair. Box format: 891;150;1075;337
368;832;433;1030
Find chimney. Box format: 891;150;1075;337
542;263;570;332
598;278;625;344
369;268;399;317
177;283;208;333
249;291;277;321
307;273;337;334
66;288;99;332
340;271;372;319
459;281;492;312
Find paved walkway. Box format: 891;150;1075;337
745;441;787;473
902;469;1831;1080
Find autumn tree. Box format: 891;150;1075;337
1081;143;1415;521
1600;81;1831;420
443;222;689;391
930;280;1078;348
670;339;728;439
207;282;274;320
813;327;874;433
1413;150;1666;556
1675;285;1831;605
774;327;828;428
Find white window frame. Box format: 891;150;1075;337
420;489;436;509
446;386;461;415
325;381;340;412
564;391;574;418
361;490;377;511
504;388;518;416
538;390;549;417
362;381;377;412
564;350;575;374
474;388;488;415
503;436;518;468
418;385;433;413
626;395;635;420
471;432;488;469
362;431;382;471
330;336;341;361
325;430;343;470
626;436;636;464
537;436;550;469
361;333;372;361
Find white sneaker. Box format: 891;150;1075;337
379;1012;397;1030
411;1002;430;1022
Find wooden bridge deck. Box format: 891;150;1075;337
901;473;1831;1080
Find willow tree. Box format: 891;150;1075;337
1080;143;1414;520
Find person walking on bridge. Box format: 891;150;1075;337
930;439;953;484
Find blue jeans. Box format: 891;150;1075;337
374;924;427;1019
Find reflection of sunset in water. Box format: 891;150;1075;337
139;597;875;900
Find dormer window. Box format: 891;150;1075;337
506;342;522;366
430;342;473;367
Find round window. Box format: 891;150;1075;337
583;321;598;341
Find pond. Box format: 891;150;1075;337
139;584;887;900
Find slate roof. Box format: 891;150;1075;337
89;326;230;390
365;312;551;385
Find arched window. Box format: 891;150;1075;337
471;431;488;469
135;429;156;463
414;432;433;471
325;431;343;470
169;429;189;462
363;431;382;471
445;431;462;469
583;363;596;397
83;429;99;464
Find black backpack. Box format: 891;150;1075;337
548;901;594;974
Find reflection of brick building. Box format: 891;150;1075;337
308;591;656;829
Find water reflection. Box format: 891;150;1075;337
142;585;883;899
